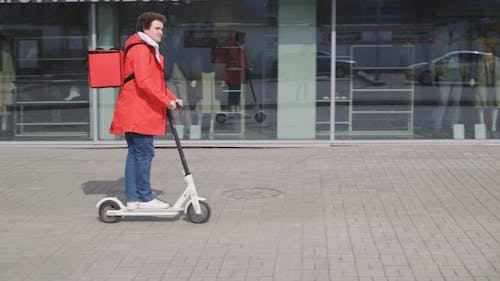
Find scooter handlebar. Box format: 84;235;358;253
176;101;183;110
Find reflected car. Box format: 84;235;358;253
406;50;494;85
272;51;357;78
317;51;357;78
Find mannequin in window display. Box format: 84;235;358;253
197;22;217;91
221;31;250;112
195;22;220;138
164;19;203;138
493;46;500;138
0;36;15;134
211;35;228;99
432;22;468;137
470;32;500;138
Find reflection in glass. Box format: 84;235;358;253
116;1;282;141
337;0;500;140
0;5;89;141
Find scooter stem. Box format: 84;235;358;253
167;108;191;176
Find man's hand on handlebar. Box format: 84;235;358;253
168;99;184;110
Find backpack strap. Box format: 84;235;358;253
123;73;136;84
123;42;147;85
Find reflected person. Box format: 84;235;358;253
0;35;14;133
432;53;467;136
470;33;500;138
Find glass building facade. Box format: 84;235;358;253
0;0;500;146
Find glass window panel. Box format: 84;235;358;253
95;1;281;141
97;0;328;141
0;4;89;141
337;0;500;140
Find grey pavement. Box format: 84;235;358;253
0;145;499;281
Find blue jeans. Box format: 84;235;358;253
124;132;155;202
227;84;241;106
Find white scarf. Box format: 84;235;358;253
137;31;161;63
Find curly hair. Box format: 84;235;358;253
136;12;166;32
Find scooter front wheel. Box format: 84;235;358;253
186;201;211;223
98;200;122;223
254;111;266;123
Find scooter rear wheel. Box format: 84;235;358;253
254;111;266;123
216;113;226;123
98;201;122;223
186;201;211;223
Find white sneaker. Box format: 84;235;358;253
127;202;139;210
139;199;170;209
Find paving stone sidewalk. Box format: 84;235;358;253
0;145;499;281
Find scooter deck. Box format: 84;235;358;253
107;208;183;217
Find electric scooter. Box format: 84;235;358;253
96;108;211;224
247;77;266;123
215;76;266;124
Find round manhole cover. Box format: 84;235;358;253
222;187;283;200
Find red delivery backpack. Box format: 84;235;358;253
87;43;145;88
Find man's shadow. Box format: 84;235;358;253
81;177;164;203
82;178;175;222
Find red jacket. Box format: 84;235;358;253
217;40;250;84
109;34;178;136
